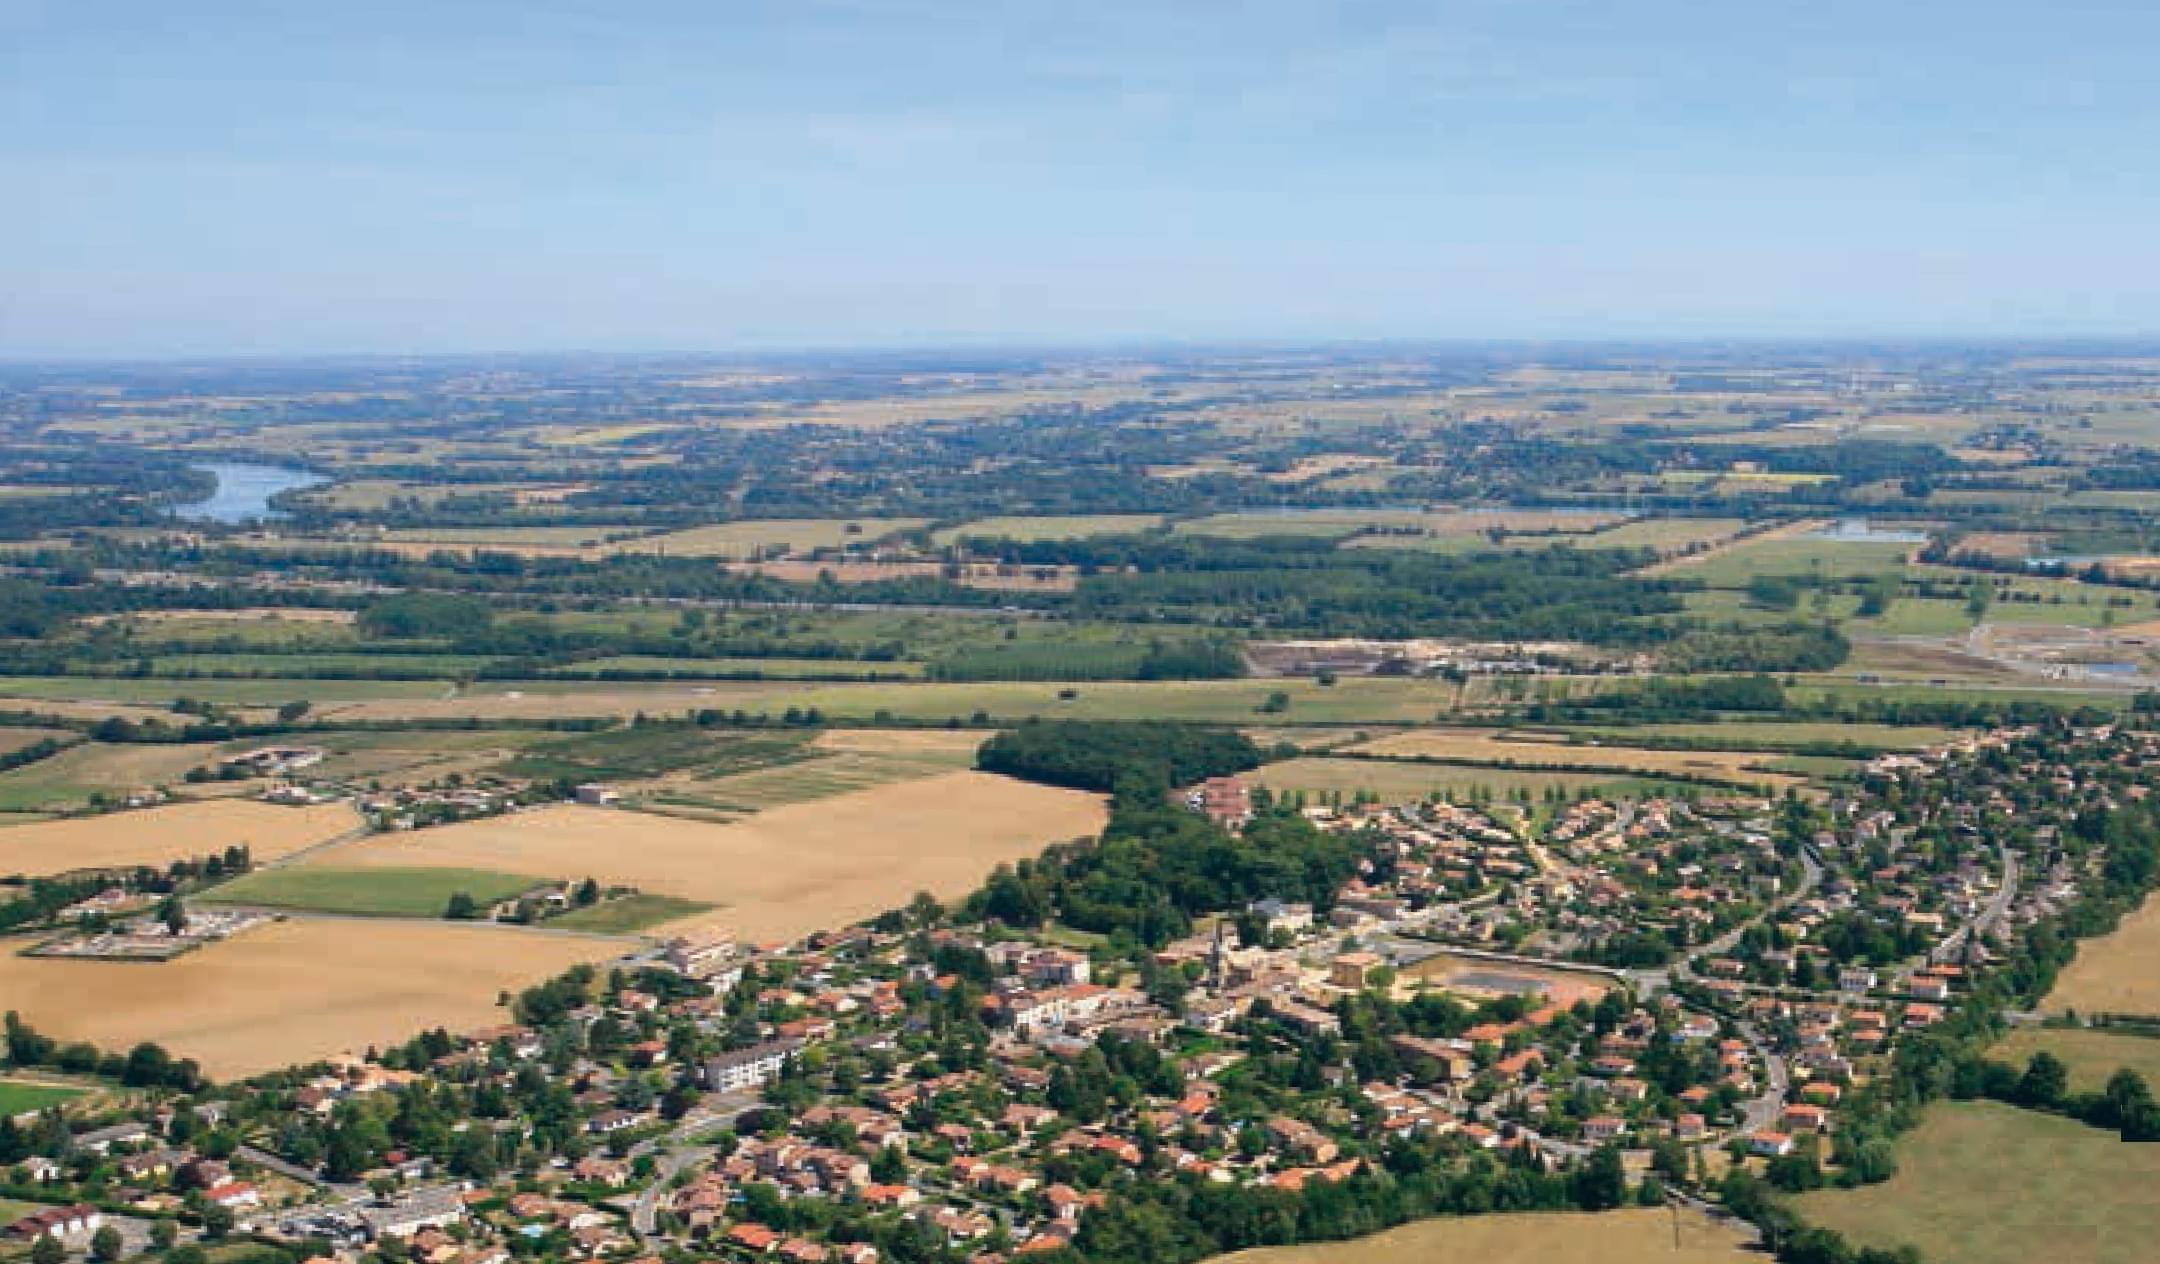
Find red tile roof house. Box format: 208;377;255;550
727;1224;781;1254
205;1181;262;1208
1747;1130;1795;1158
5;1205;104;1241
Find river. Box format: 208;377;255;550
171;462;329;525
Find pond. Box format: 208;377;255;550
171;463;328;525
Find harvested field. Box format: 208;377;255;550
1569;721;1964;750
87;608;357;626
0;697;180;725
2041;891;2160;1017
0;919;616;1080
1208;1207;1752;1264
0;676;445;707
1246;757;1699;803
1635;517;1829;577
810;728;987;755
301;772;1106;943
657;743;978;814
0;800;360;877
1579;516;1751;554
623;518;930;557
725;559;1078;593
1341;729;1800;791
1840;639;2030;685
1181;508;1624;542
933;514;1165;543
1793;1100;2160;1264
0;728;73;758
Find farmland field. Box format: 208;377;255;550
543;655;927;680
1568;721;1966;749
1247;756;1705;803
499;725;820;782
933;514;1166;543
0;728;73;758
2036;890;2160;1017
1990;1027;2160;1094
0;800;360;878
334;676;1483;726
623;518;930;557
1577;516;1751;553
543;893;715;934
205;865;544;917
302;772;1107;943
0;675;449;707
1180;508;1624;541
1793;1101;2160;1264
0;1079;86;1118
0;740;226;812
1207;1207;1752;1264
0;920;618;1080
652;744;978;816
1661;534;1915;586
1339;729;1800;791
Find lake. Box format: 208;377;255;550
172;463;328;525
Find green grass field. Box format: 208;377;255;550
544;655;926;680
1670;535;1914;586
0;675;449;705
0;740;223;812
544;893;713;934
933;514;1165;543
0;1080;87;1118
1850;597;1978;636
206;866;543;917
146;652;497;678
1794;1101;2160;1264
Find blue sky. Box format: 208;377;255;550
4;0;2158;357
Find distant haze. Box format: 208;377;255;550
4;0;2158;357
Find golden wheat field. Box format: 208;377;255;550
0;800;360;877
299;772;1107;943
1342;729;1800;791
2040;891;2160;1017
0;919;616;1078
1208;1208;1754;1264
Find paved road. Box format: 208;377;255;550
237;1144;367;1198
627;1094;765;1237
630;1144;717;1235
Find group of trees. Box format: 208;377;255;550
4;1011;202;1091
976;721;1262;795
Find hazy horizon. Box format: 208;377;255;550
7;0;2158;357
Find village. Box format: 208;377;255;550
5;719;2141;1264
